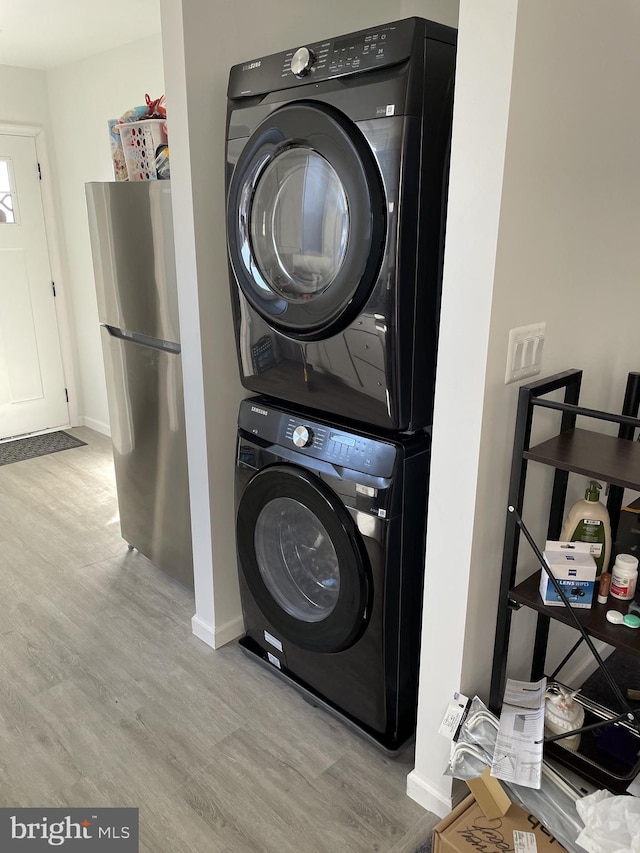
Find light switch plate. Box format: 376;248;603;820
505;322;546;384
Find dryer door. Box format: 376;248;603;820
236;464;371;653
227;102;386;340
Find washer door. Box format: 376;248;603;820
226;102;386;340
237;464;371;653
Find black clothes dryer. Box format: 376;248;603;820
225;18;456;432
235;397;430;752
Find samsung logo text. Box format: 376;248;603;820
242;61;262;71
251;406;269;416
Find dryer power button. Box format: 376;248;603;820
292;425;314;447
291;47;315;77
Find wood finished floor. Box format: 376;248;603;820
0;427;437;852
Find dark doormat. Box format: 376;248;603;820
0;431;87;466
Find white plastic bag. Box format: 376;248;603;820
576;789;640;852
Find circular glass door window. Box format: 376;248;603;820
254;496;340;622
249;148;349;301
227;102;387;338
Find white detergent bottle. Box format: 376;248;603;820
560;480;611;577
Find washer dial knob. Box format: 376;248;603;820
291;46;315;77
292;425;314;448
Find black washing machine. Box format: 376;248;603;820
225;18;456;432
235;397;430;752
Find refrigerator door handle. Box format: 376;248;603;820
103;324;181;355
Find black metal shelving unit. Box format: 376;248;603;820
489;369;640;791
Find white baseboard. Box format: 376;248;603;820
406;769;454;819
191;614;215;648
82;416;111;437
214;614;245;648
191;614;244;649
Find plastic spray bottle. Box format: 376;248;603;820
560;480;611;577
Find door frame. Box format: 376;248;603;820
0;123;79;429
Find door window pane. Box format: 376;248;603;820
254;497;340;622
0;160;16;224
249;148;349;301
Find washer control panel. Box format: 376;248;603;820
228;17;417;99
239;399;397;479
284;416;394;475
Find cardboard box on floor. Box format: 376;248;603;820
433;769;566;853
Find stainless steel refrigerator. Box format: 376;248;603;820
86;181;193;589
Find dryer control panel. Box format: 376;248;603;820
228;17;427;99
238;398;397;479
283;28;394;81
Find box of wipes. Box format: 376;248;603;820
539;540;597;608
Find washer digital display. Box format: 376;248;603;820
330;433;356;447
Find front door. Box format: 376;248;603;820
0;133;68;440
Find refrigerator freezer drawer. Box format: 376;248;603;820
86;181;181;344
101;326;193;588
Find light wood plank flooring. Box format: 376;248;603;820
0;427;437;852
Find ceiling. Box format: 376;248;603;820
0;0;161;70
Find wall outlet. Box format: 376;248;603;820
505;322;546;384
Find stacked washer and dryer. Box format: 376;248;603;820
225;17;456;752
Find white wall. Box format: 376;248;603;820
410;0;640;817
159;0;458;646
402;0;458;22
471;0;640;680
46;35;164;434
408;0;519;816
0;65;50;125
